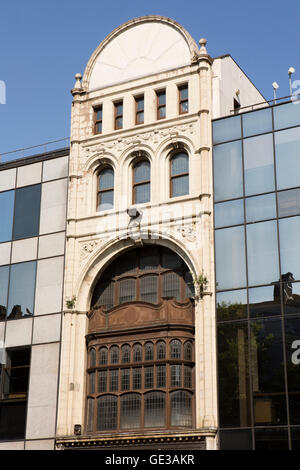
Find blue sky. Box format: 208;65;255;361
0;0;299;157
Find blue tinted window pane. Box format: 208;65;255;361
249;286;281;318
215;226;246;290
216;289;247;321
0;190;14;242
98;190;114;211
0;266;9;321
274;101;300;130
214;199;244;228
214;141;243;202
135;183;150;204
7;261;36;319
171;175;189;197
134;161;150;183
275;127;300;190
279;216;300;281
246;193;276;222
99;168;114;190
242;108;272;138
213;116;241;144
171;153;188;176
243;134;275;196
13;185;41;240
246;220;279;286
278;188;300;218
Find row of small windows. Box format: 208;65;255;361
88;364;193;393
89;340;193;367
97;151;189;211
86;390;193;431
94;84;188;134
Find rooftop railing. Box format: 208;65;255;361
0;138;70;163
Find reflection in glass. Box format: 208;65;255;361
218;321;251;427
13;185;41;240
255;428;289;450
243;134;274;196
284;315;300;425
0;266;9;321
216;289;247;321
279;216;300;281
273;101;300;130
283;282;300;315
246;193;276;223
249;286;281;318
278;188;300;218
246;220;279;286
219;429;253;450
275;127;300;190
0;190;14;243
7;261;36;319
213;115;241;144
250;318;287;426
214;141;243;202
242;108;272;138
215;226;246;290
214;199;244;228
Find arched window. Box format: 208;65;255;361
170;152;189;197
121;344;131;363
133;159;150;204
98;347;108;365
97;167;114;211
156;341;166;360
133;343;142;362
89;348;96;368
110;346;119;364
170;339;182;359
184;341;193;361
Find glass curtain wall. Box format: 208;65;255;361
213;101;300;450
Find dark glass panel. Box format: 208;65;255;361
184;272;195;299
144;367;153;389
121;369;130;391
279;216;300;281
0;190;14;242
133;343;142;362
89;349;96;368
132;368;142;390
134;160;150;183
278;188;300;218
273;101;300;130
119;278;136;304
242;107;272;138
157;341;166;360
98;371;107;393
13;184;41;240
98;347;108;365
275;127;300;190
171;153;188;176
218;321;251;427
250;318;287;426
110;346;119;364
284;314;300;425
96;395;117;431
109;370;119;392
161;250;182;270
213;140;243;202
214;199;244;228
144;392;165;427
0;401;27;440
171;175;189;197
156;365;166;387
145;342;154;361
120;394;141;429
170;339;181;359
246;193;276;223
213;115;241;145
246;220;279;286
183;341;193;361
219;429;253;450
91;281;114;310
140;276;158;304
162;272;180;300
7;261;36;319
99;168;114;190
216;289;247;322
97;190;113;211
291;427;300;450
139;248;159;271
86;398;94;432
243;133;274;196
134;183;150;204
121;344;130;363
249;286;281;318
0;266;9;321
283;281;300;315
115;252;136;276
184;366;192;388
89;372;95;394
171;365;181;387
254;428;289;450
170;391;192;426
215;226;246;290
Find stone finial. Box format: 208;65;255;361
199;38;208;54
74;73;82;89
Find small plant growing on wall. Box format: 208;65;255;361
66;296;76;309
193;271;209;298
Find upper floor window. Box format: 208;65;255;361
94;106;103;134
135;95;144;125
133;159;150;204
114;101;123;130
97;167;114;212
170;152;189;197
156;90;166;120
178;84;188;114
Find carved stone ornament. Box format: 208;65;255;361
80;239;103;264
177;224;196;242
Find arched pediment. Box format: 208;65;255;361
83;16;198;90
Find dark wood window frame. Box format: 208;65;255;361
135;95;144;125
170;151;189;198
94;105;103;134
178;84;188;115
114;100;123;130
156;89;166;120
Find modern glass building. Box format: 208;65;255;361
213;101;300;450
